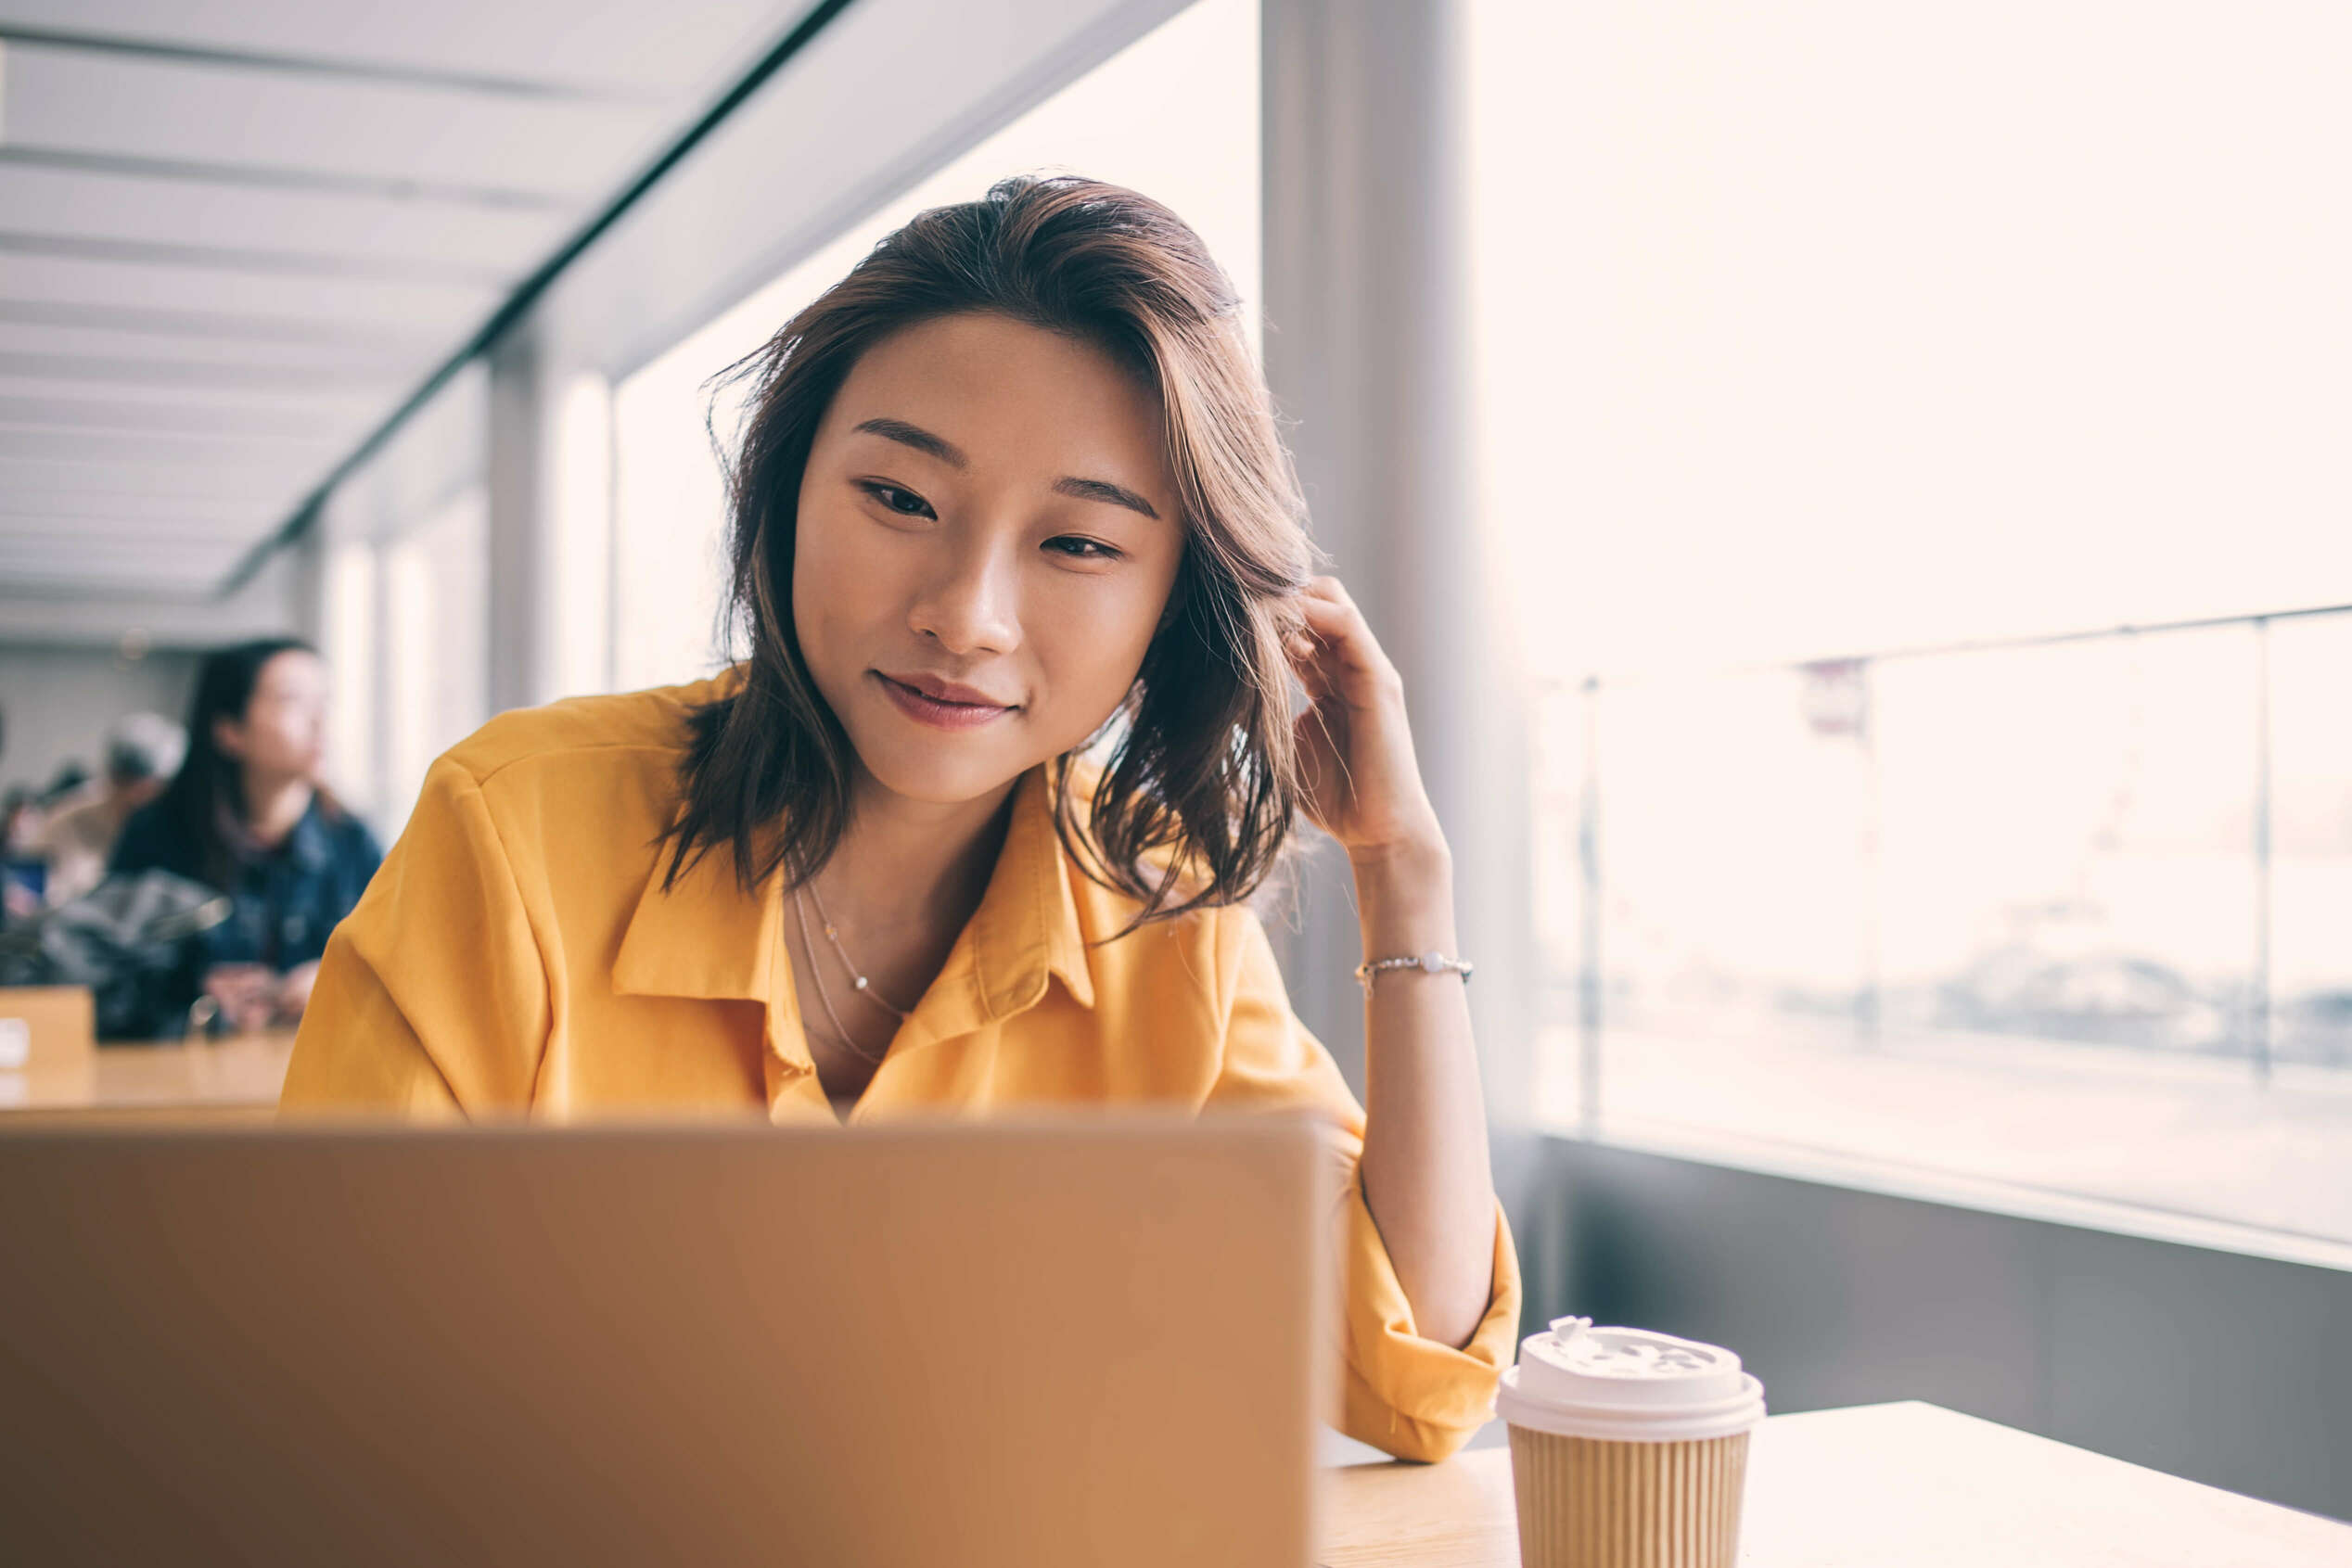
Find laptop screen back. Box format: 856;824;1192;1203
0;1116;1328;1567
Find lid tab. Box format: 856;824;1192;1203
1496;1319;1767;1443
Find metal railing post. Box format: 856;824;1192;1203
1859;658;1883;1049
1578;676;1604;1136
2253;617;2274;1086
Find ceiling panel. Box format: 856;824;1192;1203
0;251;501;335
5;43;671;199
0;1;817;97
0;391;385;451
0;2;837;606
0;538;251;564
0;317;444;374
0;453;307;501
0;494;277;529
1;519;261;551
2;534;299;580
0;355;416;402
0;374;392;423
0;164;568;278
2;555;253;591
0;427;349;466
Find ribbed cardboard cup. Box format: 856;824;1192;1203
1504;1424;1749;1568
1496;1319;1765;1568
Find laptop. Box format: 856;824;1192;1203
0;1116;1330;1566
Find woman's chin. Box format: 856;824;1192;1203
850;736;1031;809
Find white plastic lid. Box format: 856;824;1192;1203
1495;1317;1767;1442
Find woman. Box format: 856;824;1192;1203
113;638;381;1034
283;177;1518;1461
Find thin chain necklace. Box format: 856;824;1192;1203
791;886;889;1065
804;877;913;1020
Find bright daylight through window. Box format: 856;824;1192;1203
1473;1;2352;1246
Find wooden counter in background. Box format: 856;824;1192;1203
0;1034;294;1125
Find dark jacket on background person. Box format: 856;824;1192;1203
109;796;382;1032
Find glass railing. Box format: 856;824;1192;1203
1530;604;2352;1244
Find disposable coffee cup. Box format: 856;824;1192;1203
1494;1317;1766;1568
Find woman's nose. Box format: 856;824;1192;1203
907;539;1022;657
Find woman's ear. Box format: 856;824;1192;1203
212;715;246;762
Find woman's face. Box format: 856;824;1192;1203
792;312;1186;807
215;650;329;784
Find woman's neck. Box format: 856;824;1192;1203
824;767;1024;937
241;770;314;850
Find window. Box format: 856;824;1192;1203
381;486;491;829
321;486;491;836
610;0;1261;693
1476;2;2352;1245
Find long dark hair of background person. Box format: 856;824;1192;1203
150;637;345;891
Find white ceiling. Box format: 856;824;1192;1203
0;0;819;602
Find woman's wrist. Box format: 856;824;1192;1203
1349;831;1458;962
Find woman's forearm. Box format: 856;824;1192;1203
1351;834;1499;1350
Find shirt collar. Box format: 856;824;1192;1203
611;760;1098;1025
967;759;1099;1016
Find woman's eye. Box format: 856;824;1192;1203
1045;536;1122;562
861;482;934;517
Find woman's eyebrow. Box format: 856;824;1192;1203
856;414;1159;519
855;416;966;467
1054;476;1161;520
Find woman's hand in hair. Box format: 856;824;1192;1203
1283;576;1446;866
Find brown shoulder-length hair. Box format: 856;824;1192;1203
661;174;1318;930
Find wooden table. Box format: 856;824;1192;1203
0;1035;294;1124
1322;1401;2350;1566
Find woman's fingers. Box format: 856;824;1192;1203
1289;577;1396;699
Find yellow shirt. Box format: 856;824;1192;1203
282;670;1521;1461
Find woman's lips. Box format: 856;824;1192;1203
872;671;1016;731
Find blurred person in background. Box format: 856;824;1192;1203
35;711;186;907
0;707;18;923
0;753;83;917
110;639;381;1035
40;760;92;802
1;784;44;922
3;784;45;855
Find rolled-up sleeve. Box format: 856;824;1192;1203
1208;905;1522;1463
279;757;548;1117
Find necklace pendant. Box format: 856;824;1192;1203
853;975;869;990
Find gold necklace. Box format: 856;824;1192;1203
791;886;889;1065
804;877;913;1020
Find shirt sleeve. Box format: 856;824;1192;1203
347;816;387;889
279;757;548;1118
1207;904;1522;1463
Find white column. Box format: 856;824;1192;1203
1260;0;1536;1130
488;329;616;714
313;508;383;828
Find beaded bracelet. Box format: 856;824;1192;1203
1353;950;1476;994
